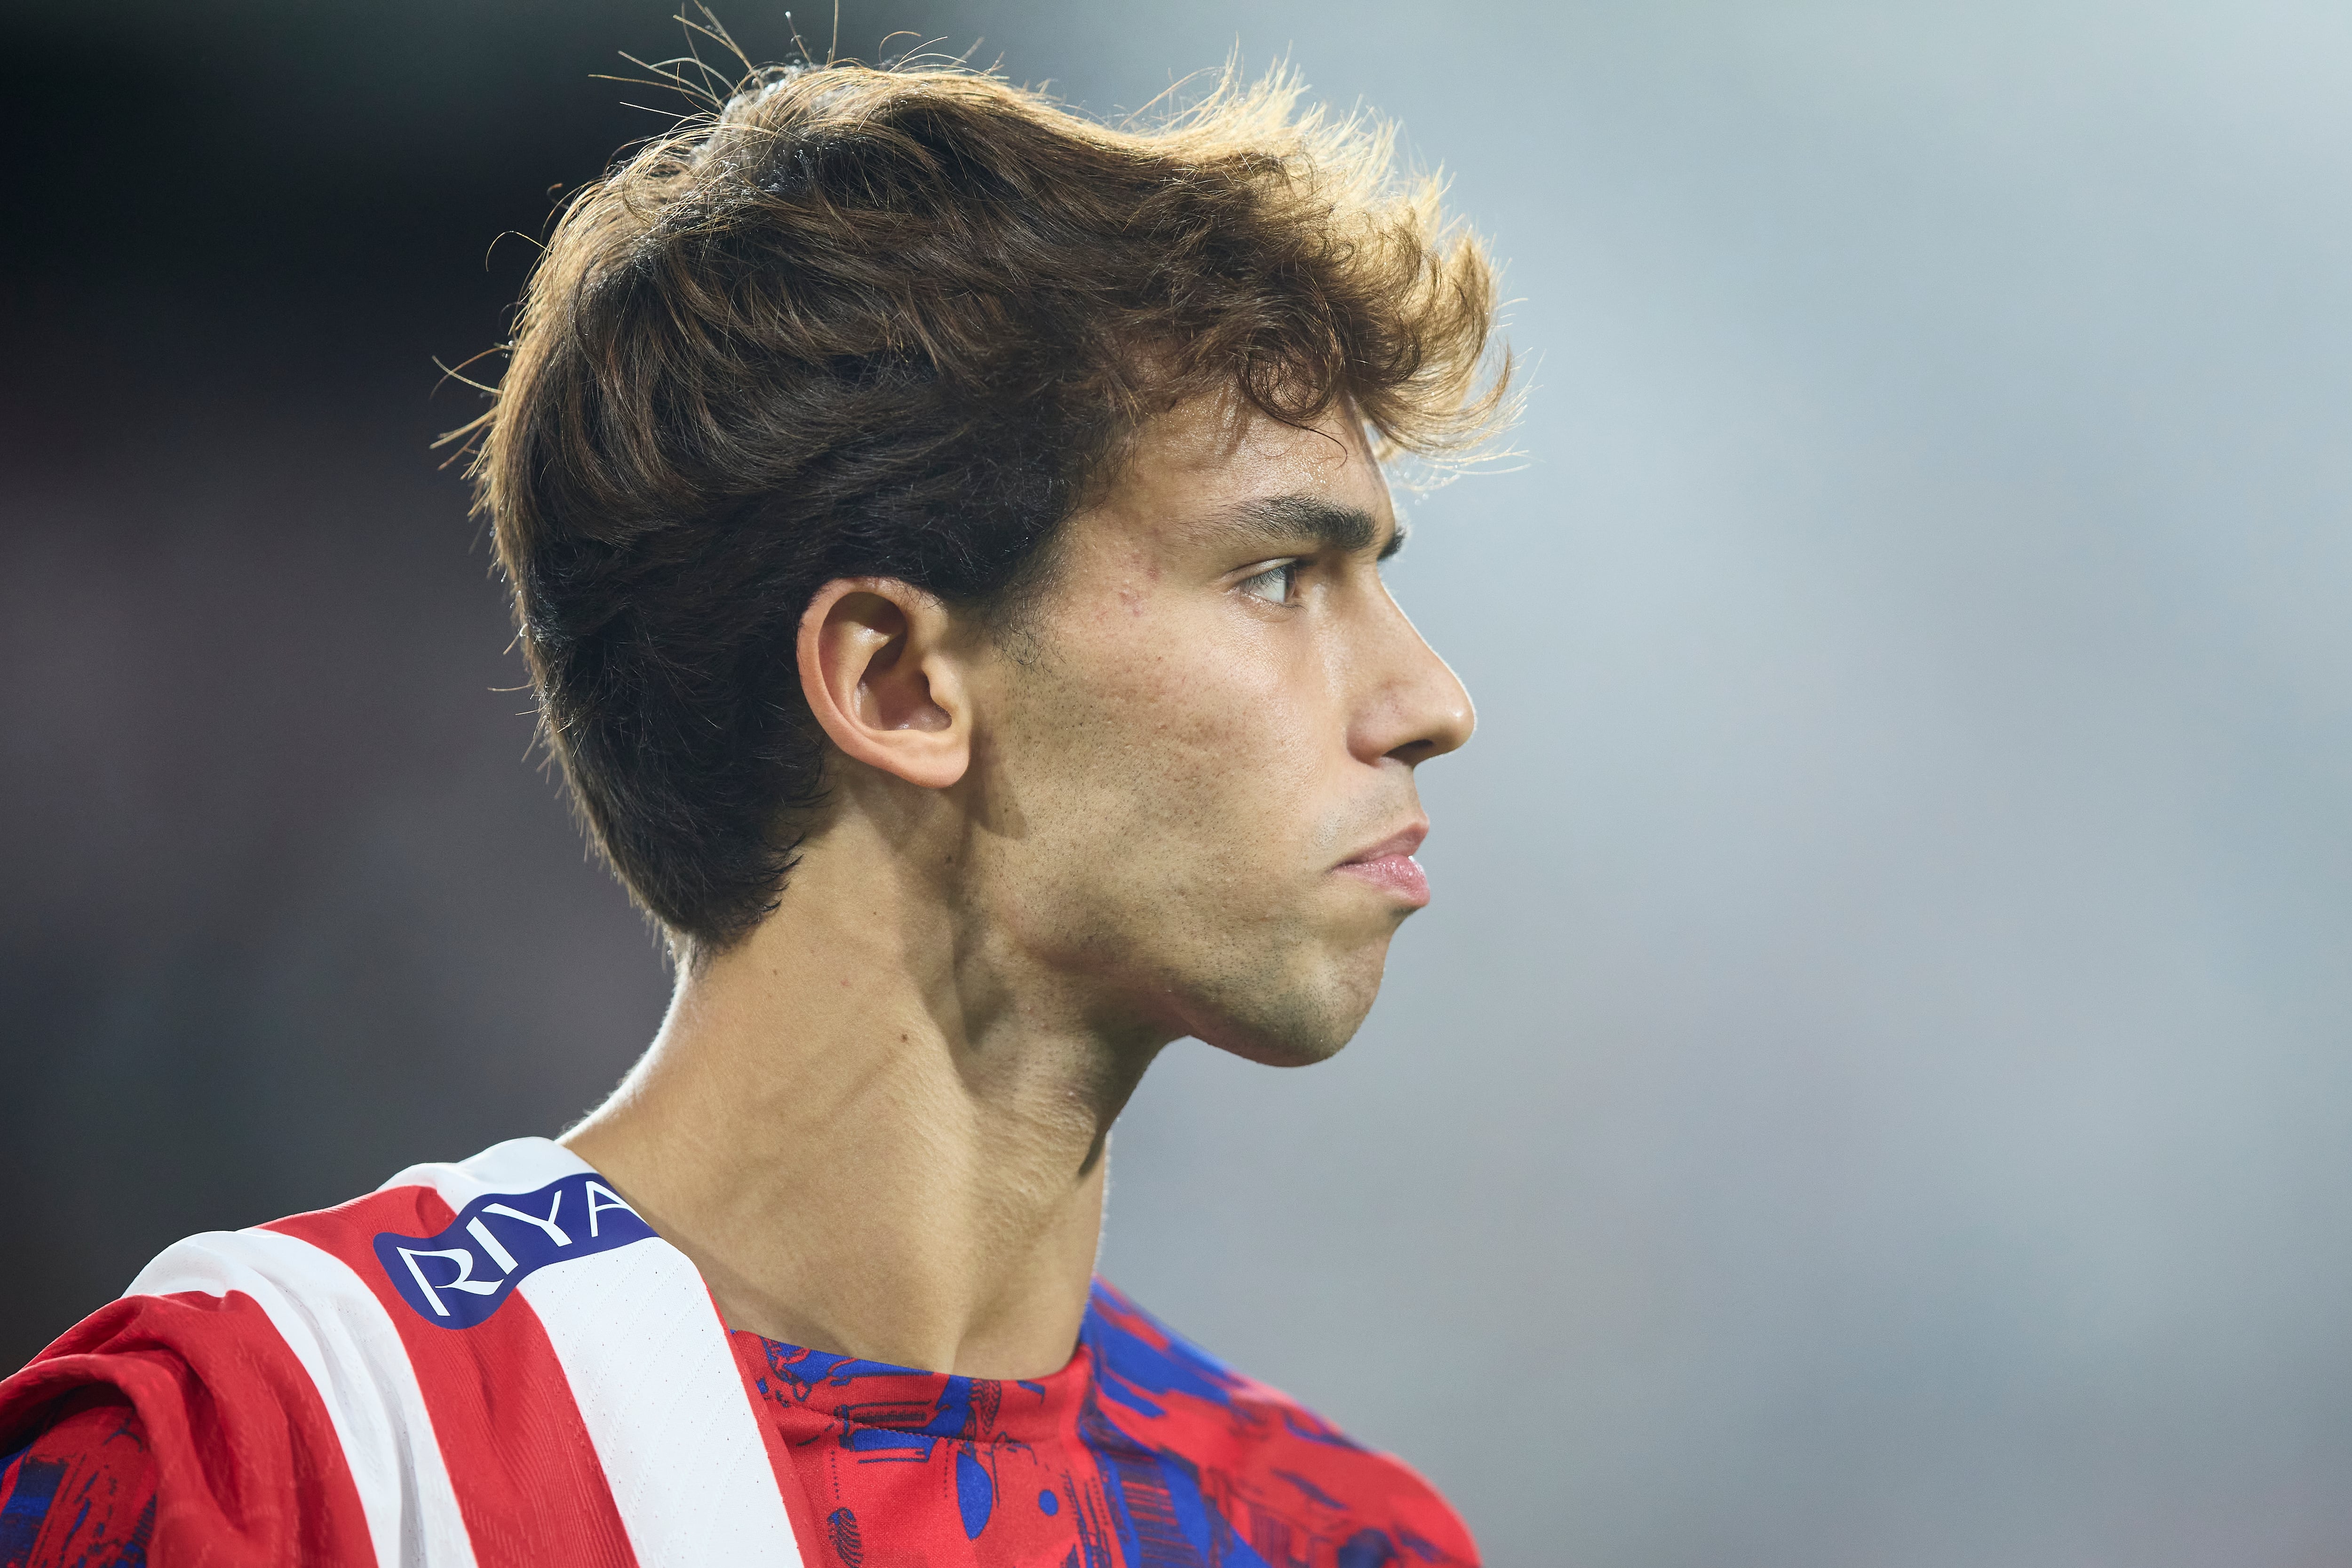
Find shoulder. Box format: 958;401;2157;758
0;1138;602;1566
1082;1280;1481;1568
0;1186;441;1568
3;1138;763;1568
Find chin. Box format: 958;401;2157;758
1189;945;1389;1068
1202;1026;1352;1070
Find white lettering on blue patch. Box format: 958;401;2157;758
373;1173;655;1327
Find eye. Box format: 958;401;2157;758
1237;559;1302;606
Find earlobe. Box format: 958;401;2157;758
796;579;972;790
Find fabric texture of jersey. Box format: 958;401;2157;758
0;1389;152;1566
0;1138;1477;1567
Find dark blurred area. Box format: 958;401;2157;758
0;1;932;1369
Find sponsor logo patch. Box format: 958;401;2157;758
373;1172;654;1327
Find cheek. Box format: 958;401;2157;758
1083;625;1319;832
1005;616;1333;897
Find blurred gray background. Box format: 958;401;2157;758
6;3;2350;1564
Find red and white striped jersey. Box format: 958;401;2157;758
0;1138;1480;1568
4;1138;809;1564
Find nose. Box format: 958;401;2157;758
1352;594;1475;767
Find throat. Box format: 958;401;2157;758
558;928;1157;1381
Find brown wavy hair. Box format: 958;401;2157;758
465;56;1513;954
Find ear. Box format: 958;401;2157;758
796;578;972;791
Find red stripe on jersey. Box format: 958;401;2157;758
719;1300;826;1551
268;1187;638;1568
0;1289;374;1566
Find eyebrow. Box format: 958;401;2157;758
1209;494;1407;561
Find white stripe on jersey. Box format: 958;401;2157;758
386;1138;804;1567
519;1232;803;1564
126;1226;477;1568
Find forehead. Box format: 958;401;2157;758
1079;394;1392;552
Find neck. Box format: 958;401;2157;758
562;806;1165;1380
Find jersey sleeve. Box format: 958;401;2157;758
0;1290;376;1567
0;1386;156;1566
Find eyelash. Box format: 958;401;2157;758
1238;560;1302;605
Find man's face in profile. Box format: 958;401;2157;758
962;395;1476;1066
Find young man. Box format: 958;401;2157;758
0;56;1509;1568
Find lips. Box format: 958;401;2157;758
1334;822;1431;907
